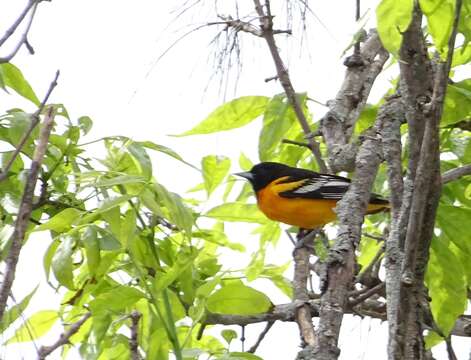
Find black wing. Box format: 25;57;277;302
278;173;351;200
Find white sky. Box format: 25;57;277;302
1;0;469;359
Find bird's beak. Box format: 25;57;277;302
234;171;254;181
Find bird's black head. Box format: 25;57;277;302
235;162;295;191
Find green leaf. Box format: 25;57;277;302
441;80;471;126
207;283;272;315
238;152;253;171
196;276;221;298
452;44;471;67
79;195;134;224
34;208;83;233
202;155;231;196
154;249;199;293
82;227;101;276
153;183;194;234
94;175;147;188
128;141;152;180
95;226;122;251
155;289;186;322
223;175;237;202
52;236;76;289
120;208;136;247
193;229;245;252
245;249;266;281
262;264;293;299
176;96;269;136
252;221;281;245
0;286;38;333
89;286;145;314
425;331;443;349
437;205;471;255
426;237;467;343
78;116;93;135
139;141;198;170
420;0;455;57
358;237;383;273
221;329;238;345
259;93;306;161
205;203;267;223
5;310;58;344
0;63;40;105
43;240;60;281
355;105;378;134
376;0;414;54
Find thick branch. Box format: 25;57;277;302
313;96;395;360
0;106;56;322
37;312;91;360
320;30;389;172
205;298;471;338
388;0;463;358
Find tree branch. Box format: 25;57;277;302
293;238;317;347
387;0;463;358
204;297;471;338
349;283;385;307
247;320;275;353
0;0;36;47
320;30;389;172
37;312;91;360
252;0;327;172
0;106;56;322
130;310;142;360
442;164;471;184
0;70;60;182
0;0;40;63
313;96;393;360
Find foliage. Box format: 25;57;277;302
0;0;470;359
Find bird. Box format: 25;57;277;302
235;162;389;229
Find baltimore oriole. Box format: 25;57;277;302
236;162;389;229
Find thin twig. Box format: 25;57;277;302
285;230;297;246
0;70;59;182
355;244;385;284
0;106;56;322
0;0;36;47
281;138;310;149
362;232;384;242
130;310;142;360
248;321;275;353
349;282;385;307
445;337;458;360
252;0;327;172
0;0;39;63
37;312;91;360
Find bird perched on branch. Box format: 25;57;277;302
236;162;389;229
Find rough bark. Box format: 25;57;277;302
320;30;389;172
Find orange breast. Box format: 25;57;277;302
256;178;389;229
256;181;338;229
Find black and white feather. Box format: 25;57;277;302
279;173;351;200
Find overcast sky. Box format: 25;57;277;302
1;0;469;358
